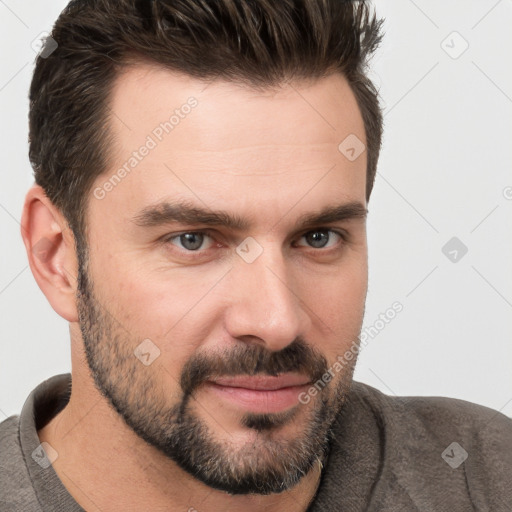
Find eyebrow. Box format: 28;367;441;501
131;198;367;232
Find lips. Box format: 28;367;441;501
210;374;311;391
204;373;312;413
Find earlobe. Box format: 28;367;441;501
20;184;79;322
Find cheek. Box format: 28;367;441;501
304;260;367;343
91;248;199;330
92;261;224;373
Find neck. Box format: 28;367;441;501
37;365;323;512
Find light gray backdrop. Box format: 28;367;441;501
1;1;511;418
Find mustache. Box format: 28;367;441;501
180;338;328;397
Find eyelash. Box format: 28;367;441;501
161;228;348;259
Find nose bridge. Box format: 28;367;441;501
225;242;309;350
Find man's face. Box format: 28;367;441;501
78;64;368;494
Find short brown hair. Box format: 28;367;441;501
29;0;384;248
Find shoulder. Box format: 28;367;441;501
0;415;42;512
0;414;22;462
348;380;512;442
338;381;512;508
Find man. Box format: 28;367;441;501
1;0;511;510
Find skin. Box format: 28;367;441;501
21;63;368;512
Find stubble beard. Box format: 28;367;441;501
76;253;359;494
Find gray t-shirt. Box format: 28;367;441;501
1;374;511;511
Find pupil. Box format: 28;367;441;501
307;231;328;248
181;233;203;250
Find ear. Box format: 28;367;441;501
20;184;79;322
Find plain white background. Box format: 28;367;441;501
0;1;511;420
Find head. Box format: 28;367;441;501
24;0;383;495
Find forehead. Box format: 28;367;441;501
92;63;367;230
109;62;365;147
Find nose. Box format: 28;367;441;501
223;246;311;352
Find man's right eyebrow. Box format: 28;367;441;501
131;200;251;231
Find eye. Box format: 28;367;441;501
164;231;215;252
295;229;345;249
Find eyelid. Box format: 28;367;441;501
161;230;217;249
293;228;347;248
301;227;347;239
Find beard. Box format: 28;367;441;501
75;252;359;495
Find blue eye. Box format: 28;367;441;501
166;232;214;251
296;229;344;249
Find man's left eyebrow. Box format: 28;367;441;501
293;202;367;231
